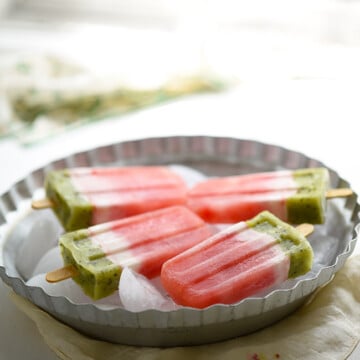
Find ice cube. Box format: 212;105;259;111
170;164;207;188
119;267;179;312
16;216;62;280
31;247;63;278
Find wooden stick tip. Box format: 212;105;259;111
296;223;314;237
46;265;77;283
326;188;353;199
32;198;54;210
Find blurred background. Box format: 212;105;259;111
2;0;360;81
1;0;360;183
1;0;360;197
1;1;360;139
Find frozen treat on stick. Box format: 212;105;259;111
161;211;314;309
46;206;215;300
33;166;188;231
188;167;352;224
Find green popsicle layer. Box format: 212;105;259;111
45;170;93;231
247;211;313;279
60;229;121;300
286;167;329;224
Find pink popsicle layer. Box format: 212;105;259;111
69;166;188;224
161;221;290;309
187;170;297;223
88;206;215;279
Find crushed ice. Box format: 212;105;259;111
15;213;62;280
31;247;63;278
119;268;179;312
169;164;207;188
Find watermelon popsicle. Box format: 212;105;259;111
161;211;314;309
188;167;352;224
46;206;215;300
34;166;188;231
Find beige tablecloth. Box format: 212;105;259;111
11;254;360;360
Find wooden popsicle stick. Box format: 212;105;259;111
46;264;78;283
325;188;353;199
296;223;314;237
31;198;54;209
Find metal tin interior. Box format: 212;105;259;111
0;136;358;347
